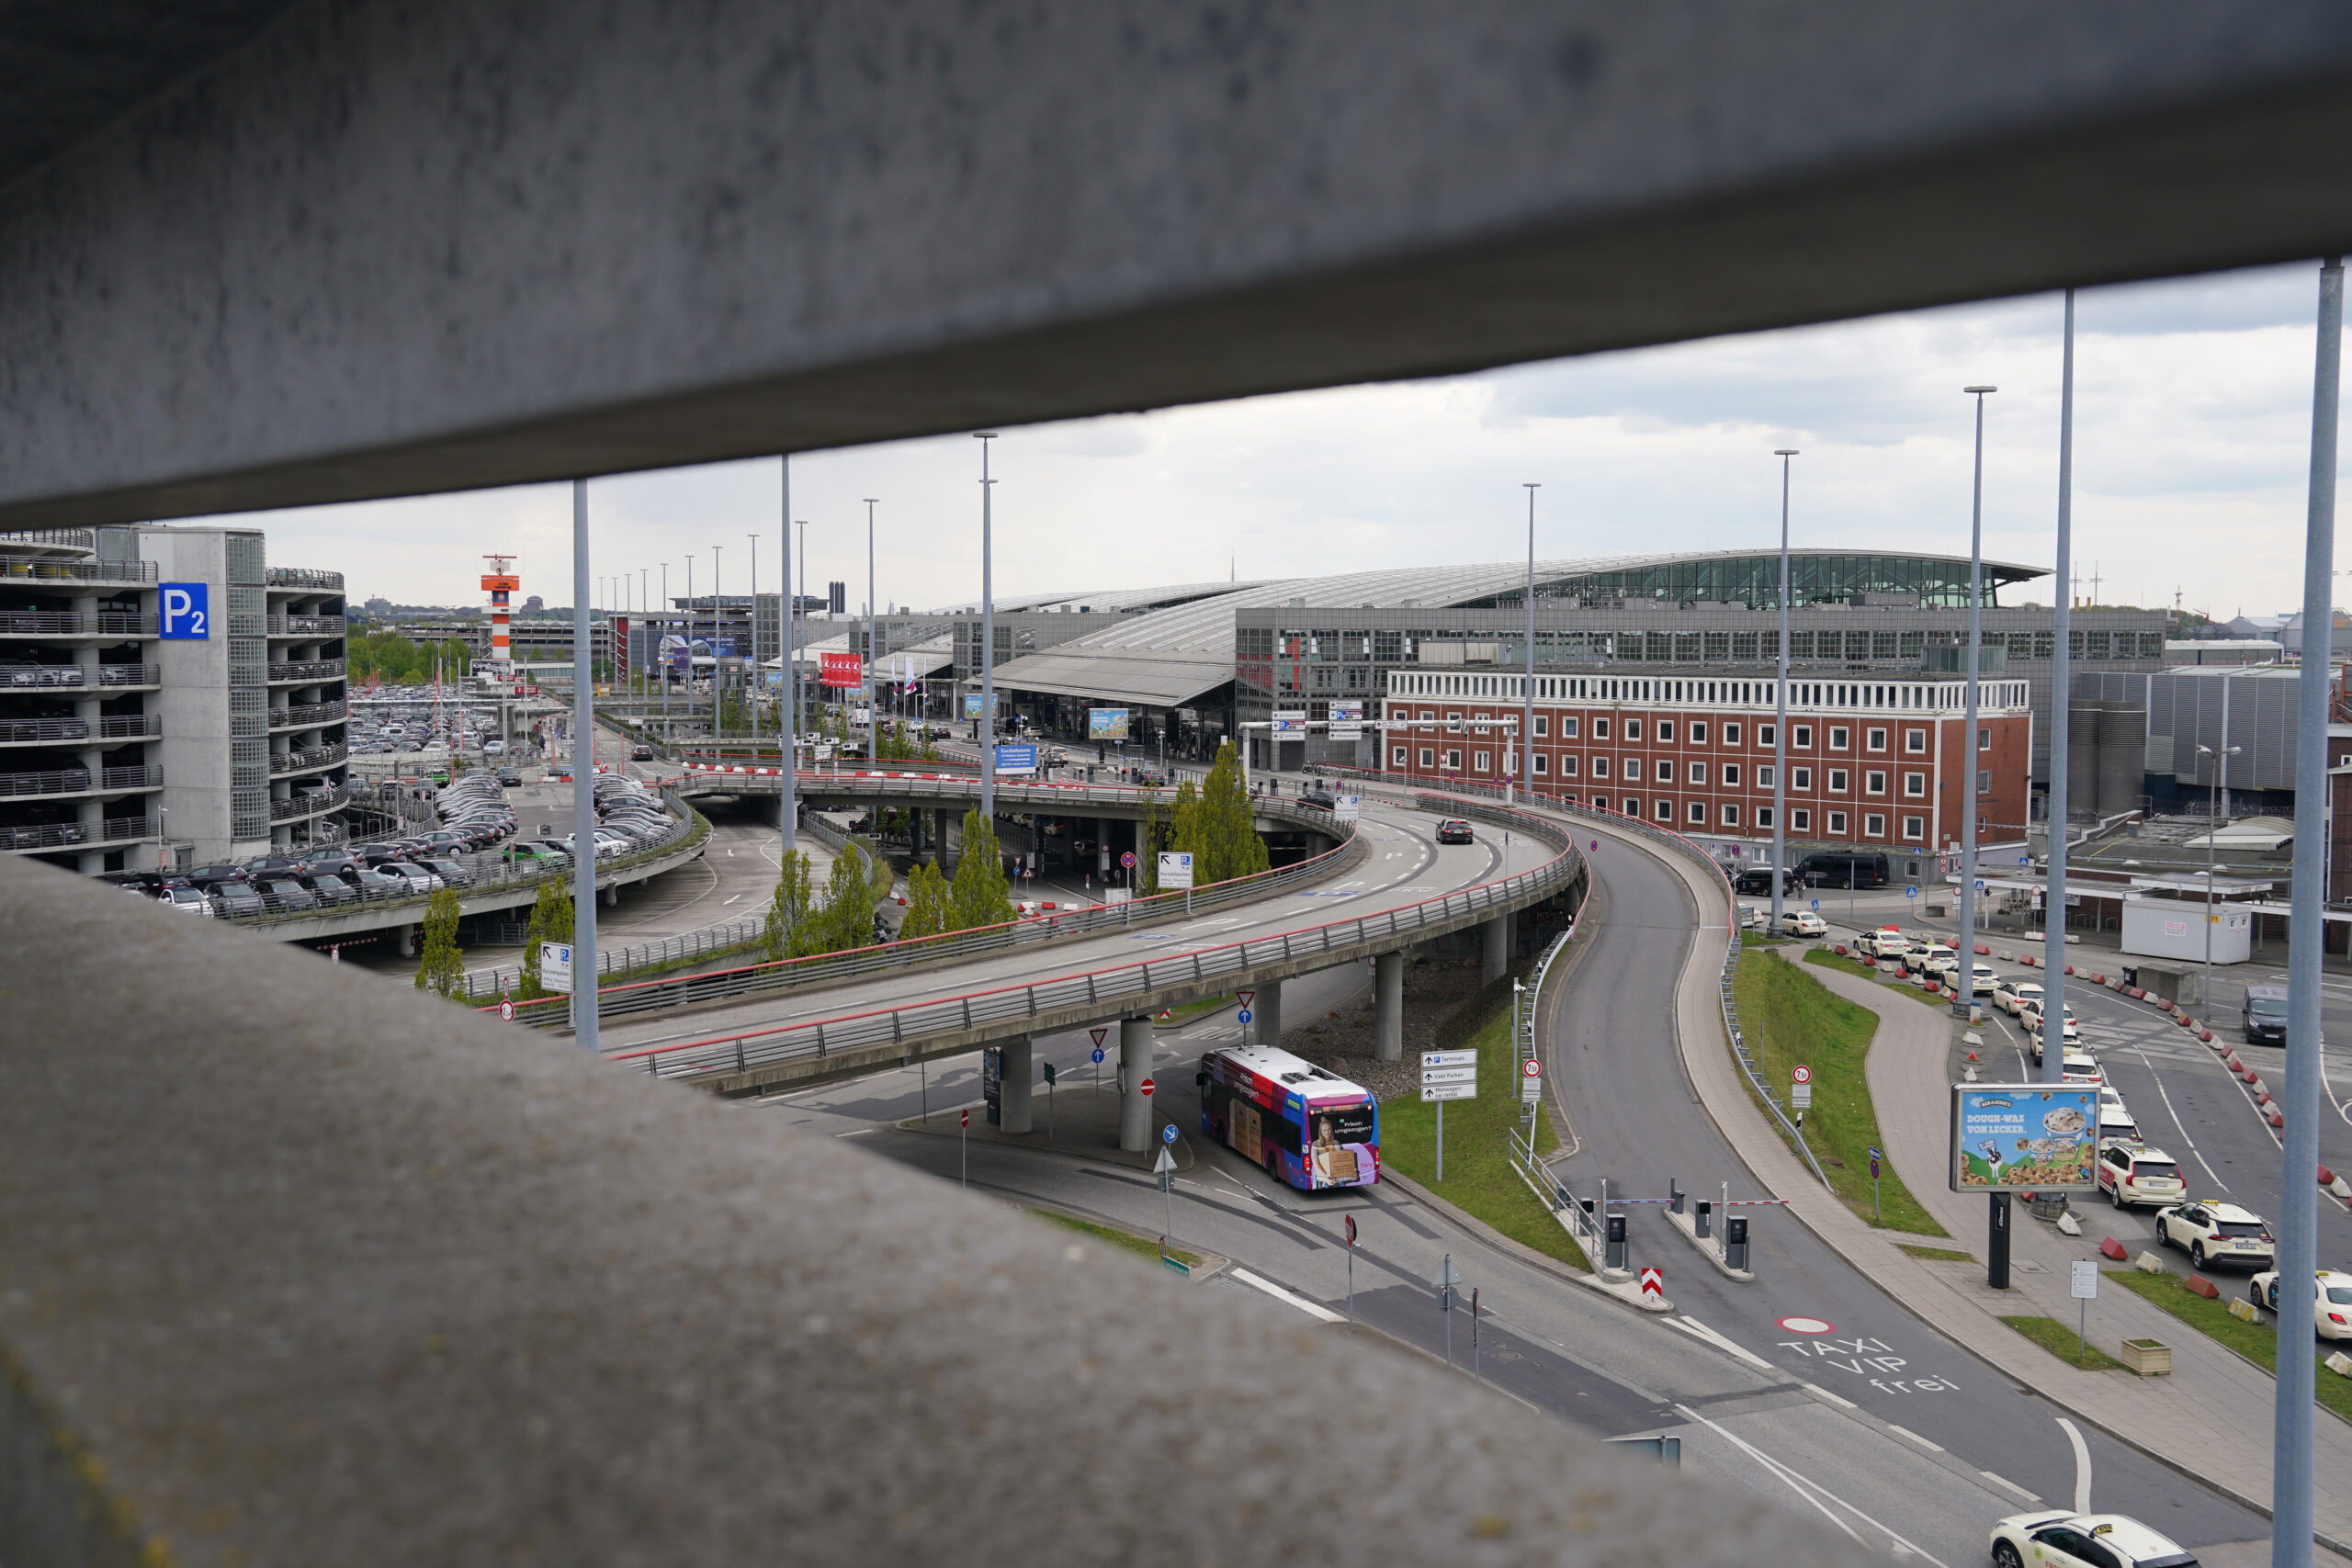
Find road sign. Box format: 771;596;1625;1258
1091;1046;1105;1065
959;1109;969;1128
2071;1260;2100;1300
1809;898;1820;910
1344;1214;1357;1247
1521;1057;1543;1102
1419;1082;1476;1102
1236;1009;1252;1025
1422;1049;1476;1068
1152;1145;1176;1176
1162;1122;1178;1145
1157;851;1194;889
498;999;514;1021
1419;1066;1477;1087
159;582;210;639
1090;1027;1107;1048
1431;1257;1464;1292
1238;990;1255;1010
1042;1061;1056;1086
1975;879;1987;891
1140;1077;1156;1098
995;742;1039;776
1120;851;1136;869
1906;886;1919;898
539;942;573;995
1792;1081;1813;1111
1868;1145;1882;1179
1792;1065;1813;1084
1639;1266;1664;1301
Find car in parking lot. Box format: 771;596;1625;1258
2096;1144;2184;1209
347;866;411;897
1994;977;2043;1016
160;885;215;916
2242;983;2288;1045
417;857;475;889
376;862;445;895
1779;909;1826;938
497;768;523;787
254;877;319;911
1954;961;1996;996
2247;1269;2352;1339
1854;927;1907;961
1989;1510;2196;1568
2154;1199;2275;1270
1903;942;1952;976
206;880;266;917
1733;865;1802;897
630;743;655;761
300;872;358;907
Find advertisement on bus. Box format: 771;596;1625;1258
1088;707;1130;740
1199;1045;1378;1191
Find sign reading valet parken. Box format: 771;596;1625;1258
1949;1084;2099;1193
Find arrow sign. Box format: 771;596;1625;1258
1091;1046;1104;1064
1421;1049;1477;1068
1639;1266;1664;1301
1162;1123;1178;1145
1236;1010;1252;1025
1419;1066;1477;1086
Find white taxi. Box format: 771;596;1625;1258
1905;942;1954;976
1856;927;1906;960
2154;1200;2275;1271
2247;1269;2352;1340
1990;1510;2197;1568
2095;1144;2184;1209
1779;909;1826;938
1994;977;2043;1017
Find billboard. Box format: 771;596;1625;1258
714;637;737;659
820;651;865;688
1089;707;1130;740
995;743;1038;776
1950;1084;2100;1193
1329;700;1363;739
964;693;984;719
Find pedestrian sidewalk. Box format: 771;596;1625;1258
1620;821;2352;1553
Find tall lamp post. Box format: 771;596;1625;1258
863;499;879;761
1521;482;1538;805
1771;449;1797;935
659;563;670;733
2197;731;2241;1021
976;434;998;824
794;519;809;744
779;458;794;852
2044;293;2075;1083
747;532;759;748
569;479;598;1052
1954;388;1996;1021
639;568;649;699
683;555;695;734
711;544;724;744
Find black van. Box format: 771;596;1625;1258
1733;866;1802;896
1798;852;1890;889
2242;985;2289;1045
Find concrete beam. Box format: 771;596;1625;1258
1374;950;1405;1062
1117;1015;1153;1153
10;3;2352;526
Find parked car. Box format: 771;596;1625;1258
1733;866;1802;897
348;867;411;897
2154;1200;2275;1270
2243;984;2289;1045
207;881;266;918
497;768;523;787
1779;910;1826;938
1854;927;1906;961
2247;1269;2352;1340
417;857;475;888
1904;942;1952;976
187;863;249;886
2096;1144;2185;1209
1434;819;1475;845
255;877;318;911
377;863;445;895
300;873;358;907
160;886;215;916
1993;977;2042;1016
1989;1511;2195;1568
1797;850;1890;888
1957;962;1996;997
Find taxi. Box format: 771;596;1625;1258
2154;1200;2275;1271
2094;1144;2184;1209
1990;1511;2197;1568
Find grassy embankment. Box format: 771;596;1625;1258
1999;1314;2126;1371
1733;951;1949;1236
1803;947;1948;1008
1380;982;1591;1272
2109;1268;2352;1424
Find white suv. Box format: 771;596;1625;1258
2154;1200;2275;1271
2095;1144;2184;1209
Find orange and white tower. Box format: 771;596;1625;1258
481;554;519;673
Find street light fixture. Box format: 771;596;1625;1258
864;499;879;761
711;544;723;744
1954;388;1996;1021
1521;483;1538;803
976;434;998;824
1771;449;1797;936
2045;293;2075;1084
2196;737;2243;1020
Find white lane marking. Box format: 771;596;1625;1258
1674;1403;1952;1567
1671;1403;1864;1548
1979;1471;2042;1506
1798;1380;1858;1410
1886;1423;1944;1453
2131;1044;2230;1191
722;894;741;906
1665;1314;1774;1371
834;1127;874;1137
1227;1268;1346;1323
2057;1416;2092;1515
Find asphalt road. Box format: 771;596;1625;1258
1549;828;2271;1564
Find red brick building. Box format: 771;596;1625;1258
1381;669;2033;857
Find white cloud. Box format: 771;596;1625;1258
232;262;2345;625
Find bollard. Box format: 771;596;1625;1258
1693;1200;1712;1240
1605;1213;1628;1272
1724;1214;1750;1271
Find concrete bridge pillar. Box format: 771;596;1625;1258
602;881;619;908
1374;952;1404;1061
998;1035;1034;1134
1118;1015;1154;1152
1254;977;1283;1048
399;923;419;959
1481;913;1510;984
935;808;956;873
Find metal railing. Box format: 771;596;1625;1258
0;816;163;852
0;611;157;635
0;555;158;583
271;699;347;729
266;614;347;636
267;660;345;682
605;807;1577;1081
269;784;349;820
266;567;345;590
0;764;163;797
271;742;347;776
0;714;161;743
102;663;161;686
0;527;96;552
0;664;158;690
491;804;1374;1028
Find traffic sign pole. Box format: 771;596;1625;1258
1343;1213;1357;1325
959;1106;968;1189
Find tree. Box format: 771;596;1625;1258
803;843;883;955
1195;741;1271;885
763;850;814;961
519;878;574;998
899;861;951;942
413;885;465;997
950;808;1015;930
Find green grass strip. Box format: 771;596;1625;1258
1899;1244;1974;1262
1733;951;1950;1236
1028;1209;1204;1269
1803;947;1948;1007
1999;1314;2126;1371
1381;1003;1591;1273
2107;1267;2352;1424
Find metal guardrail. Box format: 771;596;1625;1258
0;527;96;551
0;554;159;583
266;567;345;590
0;664;158;689
0;611;158;634
267;660;345;682
271;742;347;776
266;615;347;636
604;805;1577;1081
0;816;163;851
269;784;348;820
0;714;162;743
271;700;347;728
0;764;163;797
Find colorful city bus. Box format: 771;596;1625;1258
1198;1044;1380;1190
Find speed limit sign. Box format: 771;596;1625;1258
499;999;515;1022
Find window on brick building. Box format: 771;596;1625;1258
1828;769;1849;792
1903;816;1924;840
1864;813;1885;839
1866;728;1887;751
1905;728;1926;752
1865;771;1886;794
1827;810;1848;835
1722;804;1741;826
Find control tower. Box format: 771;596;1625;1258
481;555;518;674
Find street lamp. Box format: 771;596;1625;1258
2196;737;2243;1019
2045;291;2075;1084
683;554;695;732
1521;482;1538;805
747;532;760;749
1771;449;1797;935
976;434;998;824
794;519;809;744
659;563;670;732
864;499;879;761
1954;387;1996;1021
711;543;723;744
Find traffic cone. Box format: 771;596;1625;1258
1966;1049;1979;1063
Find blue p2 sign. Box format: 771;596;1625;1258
160;583;210;639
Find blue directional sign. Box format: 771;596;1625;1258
1236;1009;1252;1025
1091;1046;1105;1065
1906;886;1919;898
159;582;209;639
1809;898;1820;910
1162;1123;1179;1145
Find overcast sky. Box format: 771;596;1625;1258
238;261;2340;625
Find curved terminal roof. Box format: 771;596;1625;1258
929;580;1264;615
983;549;2045;709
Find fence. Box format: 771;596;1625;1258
602;805;1578;1084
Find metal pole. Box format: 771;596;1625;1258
2274;252;2341;1568
660;563;669;734
977;433;999;823
1435;1100;1444;1181
684;555;695;735
1957;387;1996;1020
795;520;808;742
864;500;878;761
1772;450;1796;932
780;461;795;853
748;532;759;749
639;569;648;698
711;545;724;744
2045;292;2073;1083
570;479;599;1052
1523;482;1538;802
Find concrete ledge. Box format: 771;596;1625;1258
0;851;1870;1565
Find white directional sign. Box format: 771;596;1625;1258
1422;1049;1477;1069
1157;851;1194;889
1419;1082;1477;1103
539;942;573;995
1419;1066;1478;1087
2071;1260;2100;1301
1333;795;1362;823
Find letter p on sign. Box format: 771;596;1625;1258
160;583;209;639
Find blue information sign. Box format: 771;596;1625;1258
995;742;1038;776
1809;898;1820;910
1162;1123;1178;1145
1236;1009;1251;1025
1091;1047;1104;1064
159;582;209;639
1905;886;1919;898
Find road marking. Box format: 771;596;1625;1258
1980;1471;2042;1506
722;894;741;906
1885;1423;1944;1452
1797;1380;1857;1410
1777;1314;1835;1335
1665;1315;1774;1371
1227;1268;1345;1323
834;1127;874;1137
1673;1403;1951;1567
2131;1044;2229;1191
2057;1416;2092;1515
